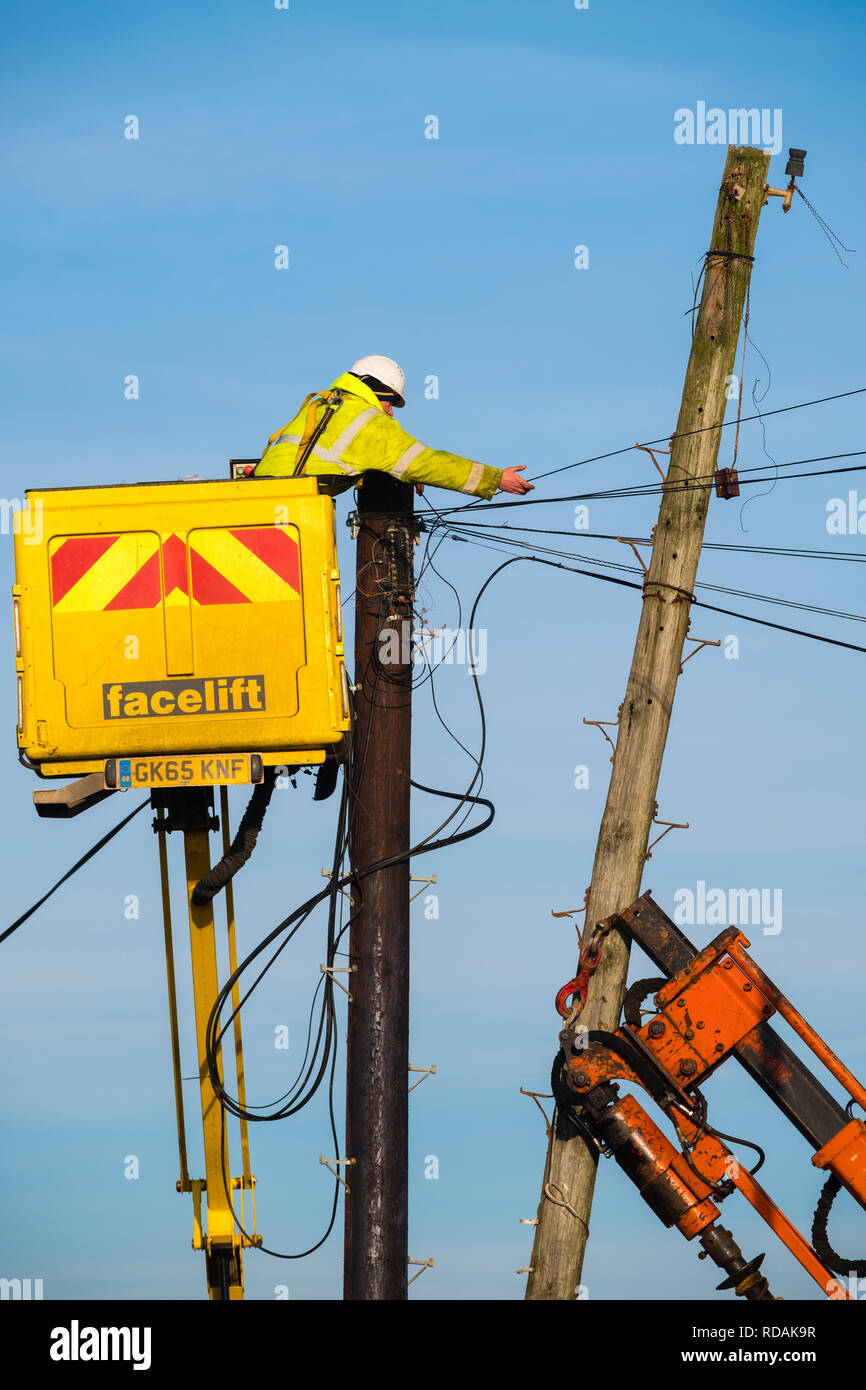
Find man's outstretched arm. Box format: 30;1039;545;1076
340;410;533;499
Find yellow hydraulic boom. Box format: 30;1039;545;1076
156;785;259;1300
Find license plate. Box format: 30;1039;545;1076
104;753;263;790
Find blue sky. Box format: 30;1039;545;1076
1;0;865;1303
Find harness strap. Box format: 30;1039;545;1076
258;389;347;476
260;392;319;462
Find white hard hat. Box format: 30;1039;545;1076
350;355;405;407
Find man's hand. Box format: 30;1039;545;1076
498;465;534;495
415;482;425;496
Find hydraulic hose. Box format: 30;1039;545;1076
192;768;279;906
812;1174;866;1278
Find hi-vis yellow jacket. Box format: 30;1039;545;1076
255;373;503;499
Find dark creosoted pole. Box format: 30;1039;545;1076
344;470;414;1300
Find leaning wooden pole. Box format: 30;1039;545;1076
526;146;772;1300
344;470;414;1300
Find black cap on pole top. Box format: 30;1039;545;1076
785;148;807;179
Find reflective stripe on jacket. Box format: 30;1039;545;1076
255;373;503;499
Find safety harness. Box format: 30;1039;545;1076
258;387;345;477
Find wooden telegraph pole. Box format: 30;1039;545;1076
526;146;772;1300
344;470;414;1300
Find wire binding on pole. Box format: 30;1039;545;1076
643;579;697;605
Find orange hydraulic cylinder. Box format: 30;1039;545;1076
595;1093;720;1239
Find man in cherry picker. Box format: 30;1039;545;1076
253;355;533;498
